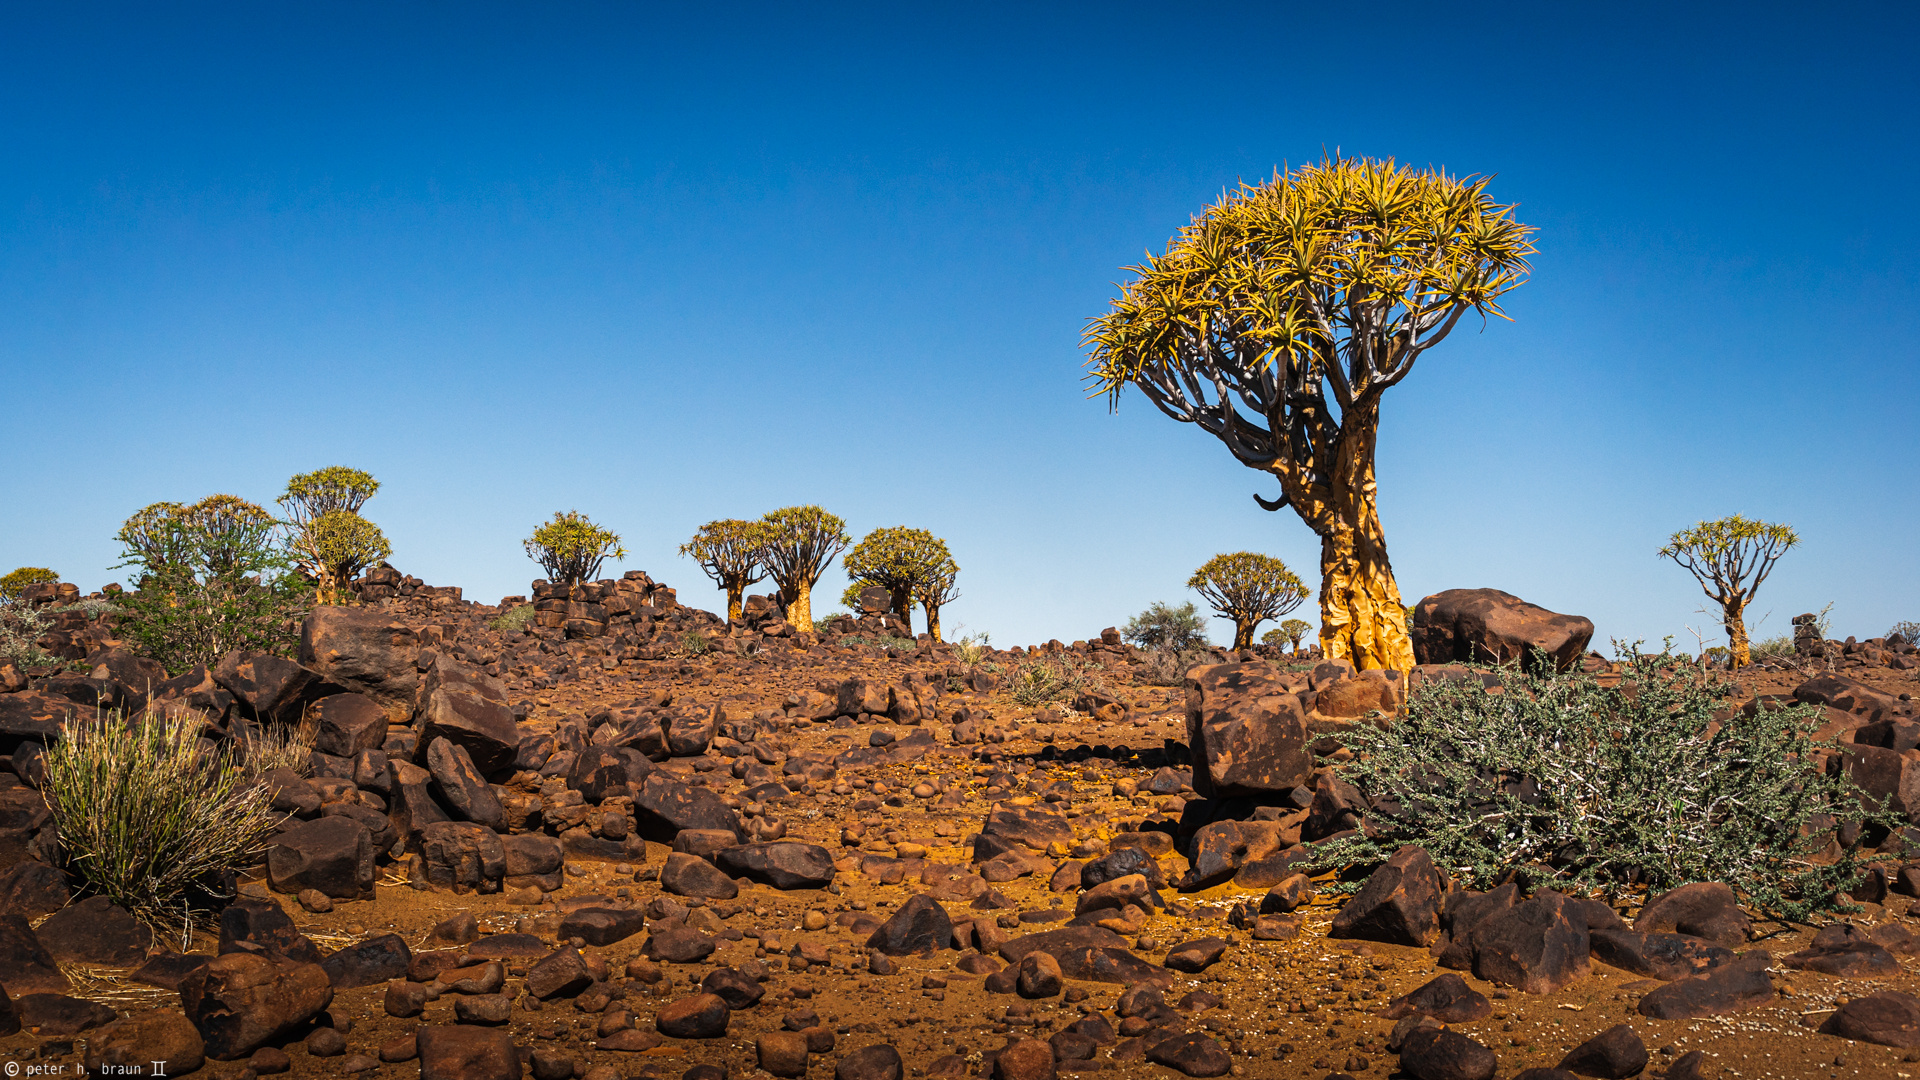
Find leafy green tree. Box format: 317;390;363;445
1122;601;1208;652
1189;552;1310;650
680;519;771;623
280;467;388;604
844;527;956;635
758;506;849;630
1659;515;1799;670
525;511;626;588
112;496;306;673
0;568;58;601
1086;156;1536;671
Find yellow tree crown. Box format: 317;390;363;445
281;466;379;526
526;511;626;587
1188;552;1309;625
679;519;770;588
1659;515;1799;604
758;506;850;593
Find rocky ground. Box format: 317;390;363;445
0;572;1917;1080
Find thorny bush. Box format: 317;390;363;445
1309;644;1892;922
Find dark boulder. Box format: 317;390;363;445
717;842;835;890
1412;588;1593;671
1330;845;1449;947
1183;663;1313;798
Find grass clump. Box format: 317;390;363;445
0;596;56;668
489;605;536;633
42;711;279;932
1006;652;1107;707
1309;644;1889;922
239;718;317;776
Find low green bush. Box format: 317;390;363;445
42;711;278;933
1006;653;1107;707
489;605;536;633
0;597;55;668
1121;601;1208;652
1308;645;1890;921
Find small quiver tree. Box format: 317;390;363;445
279;467;387;604
1188;551;1310;651
1085;156;1536;671
844;527;955;634
0;567;58;601
526;511;626;588
1659;515;1799;670
913;552;960;643
1280;617;1314;652
758;506;849;631
680;519;771;624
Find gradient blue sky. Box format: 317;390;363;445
3;3;1915;650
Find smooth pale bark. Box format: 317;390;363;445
1310;410;1416;671
925;604;943;643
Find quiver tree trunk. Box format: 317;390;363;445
1231;621;1256;652
1723;597;1750;669
1310;410;1416;671
924;603;942;643
785;580;812;631
724;585;745;625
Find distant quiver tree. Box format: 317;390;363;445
280;467;389;605
526;511;626;588
680;519;770;624
844;527;958;638
1659;514;1799;670
1086;155;1536;670
1189;552;1309;650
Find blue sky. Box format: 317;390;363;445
3;3;1915;649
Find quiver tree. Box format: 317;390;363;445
1086;156;1536;670
280;468;388;604
0;567;58;601
758;506;850;631
844;527;957;634
1659;515;1799;669
1188;551;1310;650
680;519;771;624
525;511;626;588
1280;617;1313;652
115;502;192;583
913;552;960;643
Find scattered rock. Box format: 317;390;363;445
1632;882;1749;948
1378;973;1492;1023
1818;989;1920;1047
416;1024;522;1080
180;952;334;1059
1556;1024;1648;1078
1399;1026;1499;1080
1635;953;1774;1019
867;894;953;956
1329;845;1449;946
657;992;731;1038
1411;588;1594;671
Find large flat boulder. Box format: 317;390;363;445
299;608;421;711
1411;589;1594;671
1184;663;1313;798
412;656;520;781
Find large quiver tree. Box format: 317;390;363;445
1086;156;1535;670
759;506;850;631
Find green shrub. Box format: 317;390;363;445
1308;645;1891;921
42;711;278;932
1122;601;1208;652
525;510;625;588
1749;635;1795;661
680;629;712;655
839;634;917;652
0;597;55;668
1135;646;1211;687
489;605;536;633
1891;621;1920;643
0;567;58;601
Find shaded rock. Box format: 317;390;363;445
644;925;717;964
1378;973;1492;1023
867;894;953;956
1556;1024;1647;1078
1163;936;1229;974
657;992;730;1038
1145;1031;1231;1077
836;1043;904;1080
35;894;152;966
980;805;1072;852
219;896;322;964
1412;588;1593;671
1632;882;1748;948
85;1009;206;1078
1818;990;1920;1047
0;862;68;918
558;907;646;947
1330;845;1449;946
1400;1026;1499;1080
268;814;376;899
717;842;835;890
1016;951;1062;998
129;951;211;991
759;1029;810;1077
661;852;740;900
321;933;412;989
1053;946;1175;988
14;992;117;1035
1635;953;1774;1019
214;651;324;725
310;693;390;758
414;656;520;780
524;947;593;999
416;820;506;893
1260;874;1315;914
416;1025;522;1080
1184;663;1313;798
1471;890;1590;994
1080;846;1163;890
992;1036;1056;1080
702;966;765;1009
634;772;743;843
1184;819;1286;889
1589;928;1734;981
180;952;334;1059
1783;923;1902;977
426;736;507;831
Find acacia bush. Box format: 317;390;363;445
42;711;278;932
1310;646;1890;920
1122;601;1208;651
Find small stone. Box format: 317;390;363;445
298;889;334;913
760;1029;811;1077
836;1043;905;1080
656;992;730;1039
804;910;829;931
455;993;514;1024
1556;1024;1647;1079
305;1027;347;1056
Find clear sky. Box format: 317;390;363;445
3;3;1915;650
